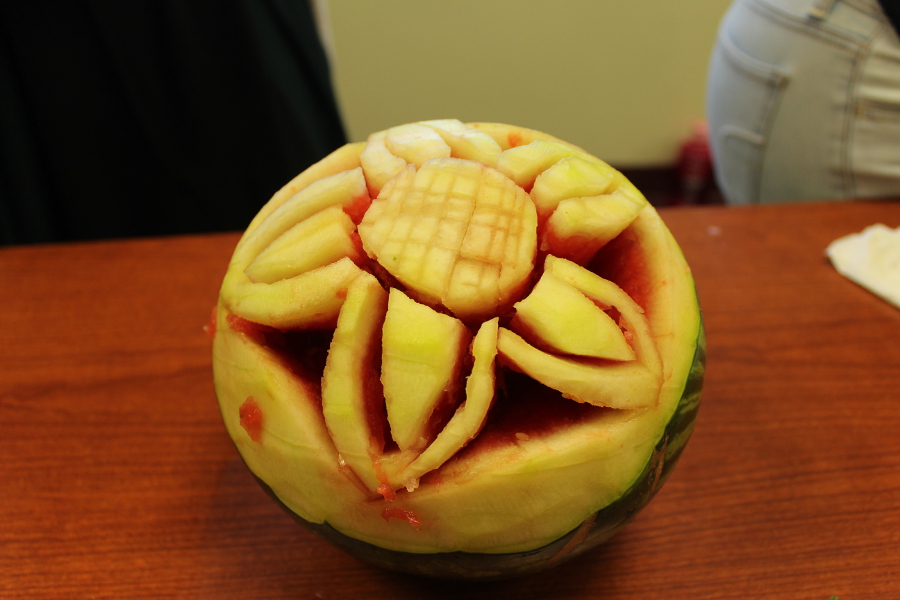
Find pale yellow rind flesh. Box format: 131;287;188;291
241;142;366;238
220;149;370;330
383;123;452;167
381;289;471;452
544;254;663;384
235;167;369;267
419;119;503;167
359;132;408;197
510;271;635;361
401;318;499;489
496;140;588;190
496;328;659;409
467;122;581;151
321;272;389;493
542;187;648;265
213;308;371;517
500;257;663;410
530;155;617;224
226;258;364;330
244;205;362;285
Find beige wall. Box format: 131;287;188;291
321;1;732;167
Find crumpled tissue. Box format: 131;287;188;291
826;223;900;309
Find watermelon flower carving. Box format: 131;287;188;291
213;120;704;579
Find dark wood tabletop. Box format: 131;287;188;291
2;200;899;600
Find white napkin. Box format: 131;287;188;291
826;223;900;309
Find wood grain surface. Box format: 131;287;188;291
1;201;898;599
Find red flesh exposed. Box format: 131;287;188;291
381;507;422;527
239;397;264;442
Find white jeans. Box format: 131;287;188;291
706;0;900;204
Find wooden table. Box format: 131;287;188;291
2;201;898;599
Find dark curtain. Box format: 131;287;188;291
0;0;347;245
881;0;900;34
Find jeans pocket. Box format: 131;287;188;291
706;26;790;205
851;100;900;195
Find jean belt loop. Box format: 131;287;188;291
809;0;838;20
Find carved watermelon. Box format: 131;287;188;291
212;120;704;580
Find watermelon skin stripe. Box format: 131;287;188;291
249;323;705;581
664;326;706;464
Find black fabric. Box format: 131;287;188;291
0;0;346;245
880;0;900;34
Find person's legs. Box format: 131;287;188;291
849;2;900;196
706;0;900;204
